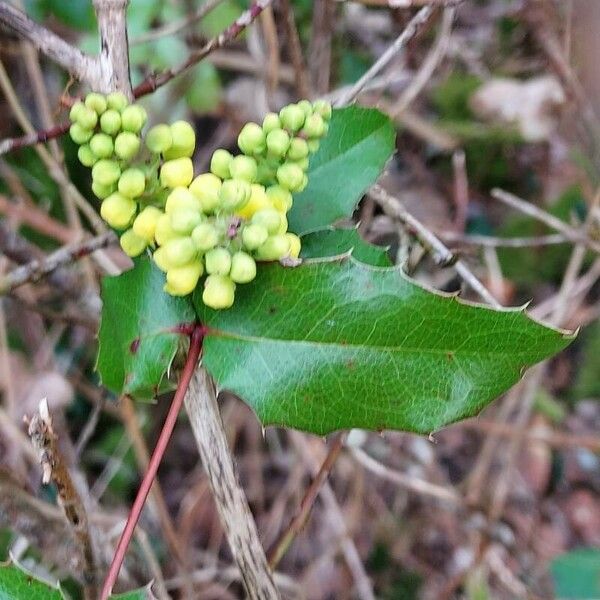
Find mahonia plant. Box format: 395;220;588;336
69;92;331;309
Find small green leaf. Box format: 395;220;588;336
196;258;572;435
288;107;395;235
0;562;62;600
300;227;391;266
551;548;600;599
97;258;195;399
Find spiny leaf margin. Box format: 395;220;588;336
196;255;574;435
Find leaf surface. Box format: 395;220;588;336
300;226;391;266
288;107;395;235
0;562;62;600
196;258;572;435
97;258;195;399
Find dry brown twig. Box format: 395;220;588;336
0;231;117;295
369;184;502;308
184;367;280;599
336;5;437;106
492;188;600;254
26;398;97;598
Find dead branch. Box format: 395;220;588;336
27;399;97;597
184;367;280;600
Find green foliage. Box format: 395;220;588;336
0;561;154;599
195;257;571;435
288;106;396;235
551;548;600;599
97;258;195;399
300;227;391;266
0;562;62;600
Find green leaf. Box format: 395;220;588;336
551;548;600;599
97;258;195;399
300;227;391;266
288;107;395;235
196;257;573;435
0;562;62;600
0;561;155;600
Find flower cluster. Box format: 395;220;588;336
70;93;331;309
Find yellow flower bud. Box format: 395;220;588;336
92;159;121;187
132;206;163;243
266;185;293;212
85;92;107;115
154;213;180;246
160;158;194;188
252;208;283;235
100;193;137;230
189;173;222;213
121;105;147;133
236;184;271;220
205;247;232;275
100;109;122;135
256;234;290;260
153;246;171;272
106;91;128;112
210;149;233;179
165;187;200;214
170;207;203;234
114;132;141;160
77;145;97;167
163;121;196;159
164;260;204;296
146;124;173;154
230;251;256;284
242;223;268;250
286;233;301;258
192;222;220;252
118;168;146;198
120;229;147;257
229;155;258;183
162;237;197;267
202;274;235;310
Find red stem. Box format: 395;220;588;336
99;324;204;599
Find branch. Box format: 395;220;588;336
0;231;117;295
491;188;600;254
100;326;204;599
0;470;86;577
369;184;502;307
133;0;273;97
93;0;133;97
335;5;436;106
0;1;97;83
0;122;70;156
184;366;280;600
267;432;345;568
27;399;97;597
130;0;226;45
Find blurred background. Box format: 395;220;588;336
0;0;599;598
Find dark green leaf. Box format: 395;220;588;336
551;548;600;599
97;258;195;399
288;107;395;235
0;562;62;600
196;257;572;435
300;227;391;266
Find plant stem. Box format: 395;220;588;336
266;432;345;568
184;367;281;599
99;324;204;600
